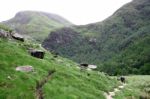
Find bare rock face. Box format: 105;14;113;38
11;33;24;42
29;49;45;59
16;66;33;72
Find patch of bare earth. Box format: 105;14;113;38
36;70;55;99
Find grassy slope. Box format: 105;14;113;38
43;0;150;75
0;23;12;32
3;11;72;42
0;38;118;99
115;75;150;99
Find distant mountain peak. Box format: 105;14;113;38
2;10;73;42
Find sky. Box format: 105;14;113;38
0;0;132;25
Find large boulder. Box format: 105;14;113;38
80;64;97;71
11;33;24;42
29;49;45;59
16;65;33;72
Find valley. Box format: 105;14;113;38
43;0;150;75
0;0;150;99
0;28;117;98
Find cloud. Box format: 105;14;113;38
0;0;132;25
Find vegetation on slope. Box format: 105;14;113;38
0;23;13;32
115;75;150;99
43;0;150;75
3;11;72;42
101;33;150;75
0;36;118;99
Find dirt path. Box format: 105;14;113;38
104;83;126;99
36;70;55;99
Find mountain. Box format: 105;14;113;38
0;26;117;99
43;0;150;75
3;11;72;42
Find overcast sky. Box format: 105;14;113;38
0;0;132;25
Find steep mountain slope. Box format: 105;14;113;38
43;0;150;75
0;26;118;99
3;11;72;42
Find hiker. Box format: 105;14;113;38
120;76;125;83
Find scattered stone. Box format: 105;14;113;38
29;49;45;59
88;65;97;69
0;29;10;38
118;85;124;89
109;92;115;96
7;76;11;80
80;64;97;70
104;92;113;99
11;33;24;42
16;66;33;72
114;88;120;92
104;84;126;99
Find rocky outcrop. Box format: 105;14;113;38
11;33;24;42
0;29;10;38
0;29;25;42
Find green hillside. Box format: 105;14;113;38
3;11;72;42
0;23;13;32
43;0;150;75
0;31;118;98
114;75;150;99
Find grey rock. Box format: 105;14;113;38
11;33;24;42
16;65;33;72
0;29;9;38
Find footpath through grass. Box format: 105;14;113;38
0;38;118;99
114;75;150;99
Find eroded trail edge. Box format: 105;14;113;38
104;83;127;99
36;70;55;99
